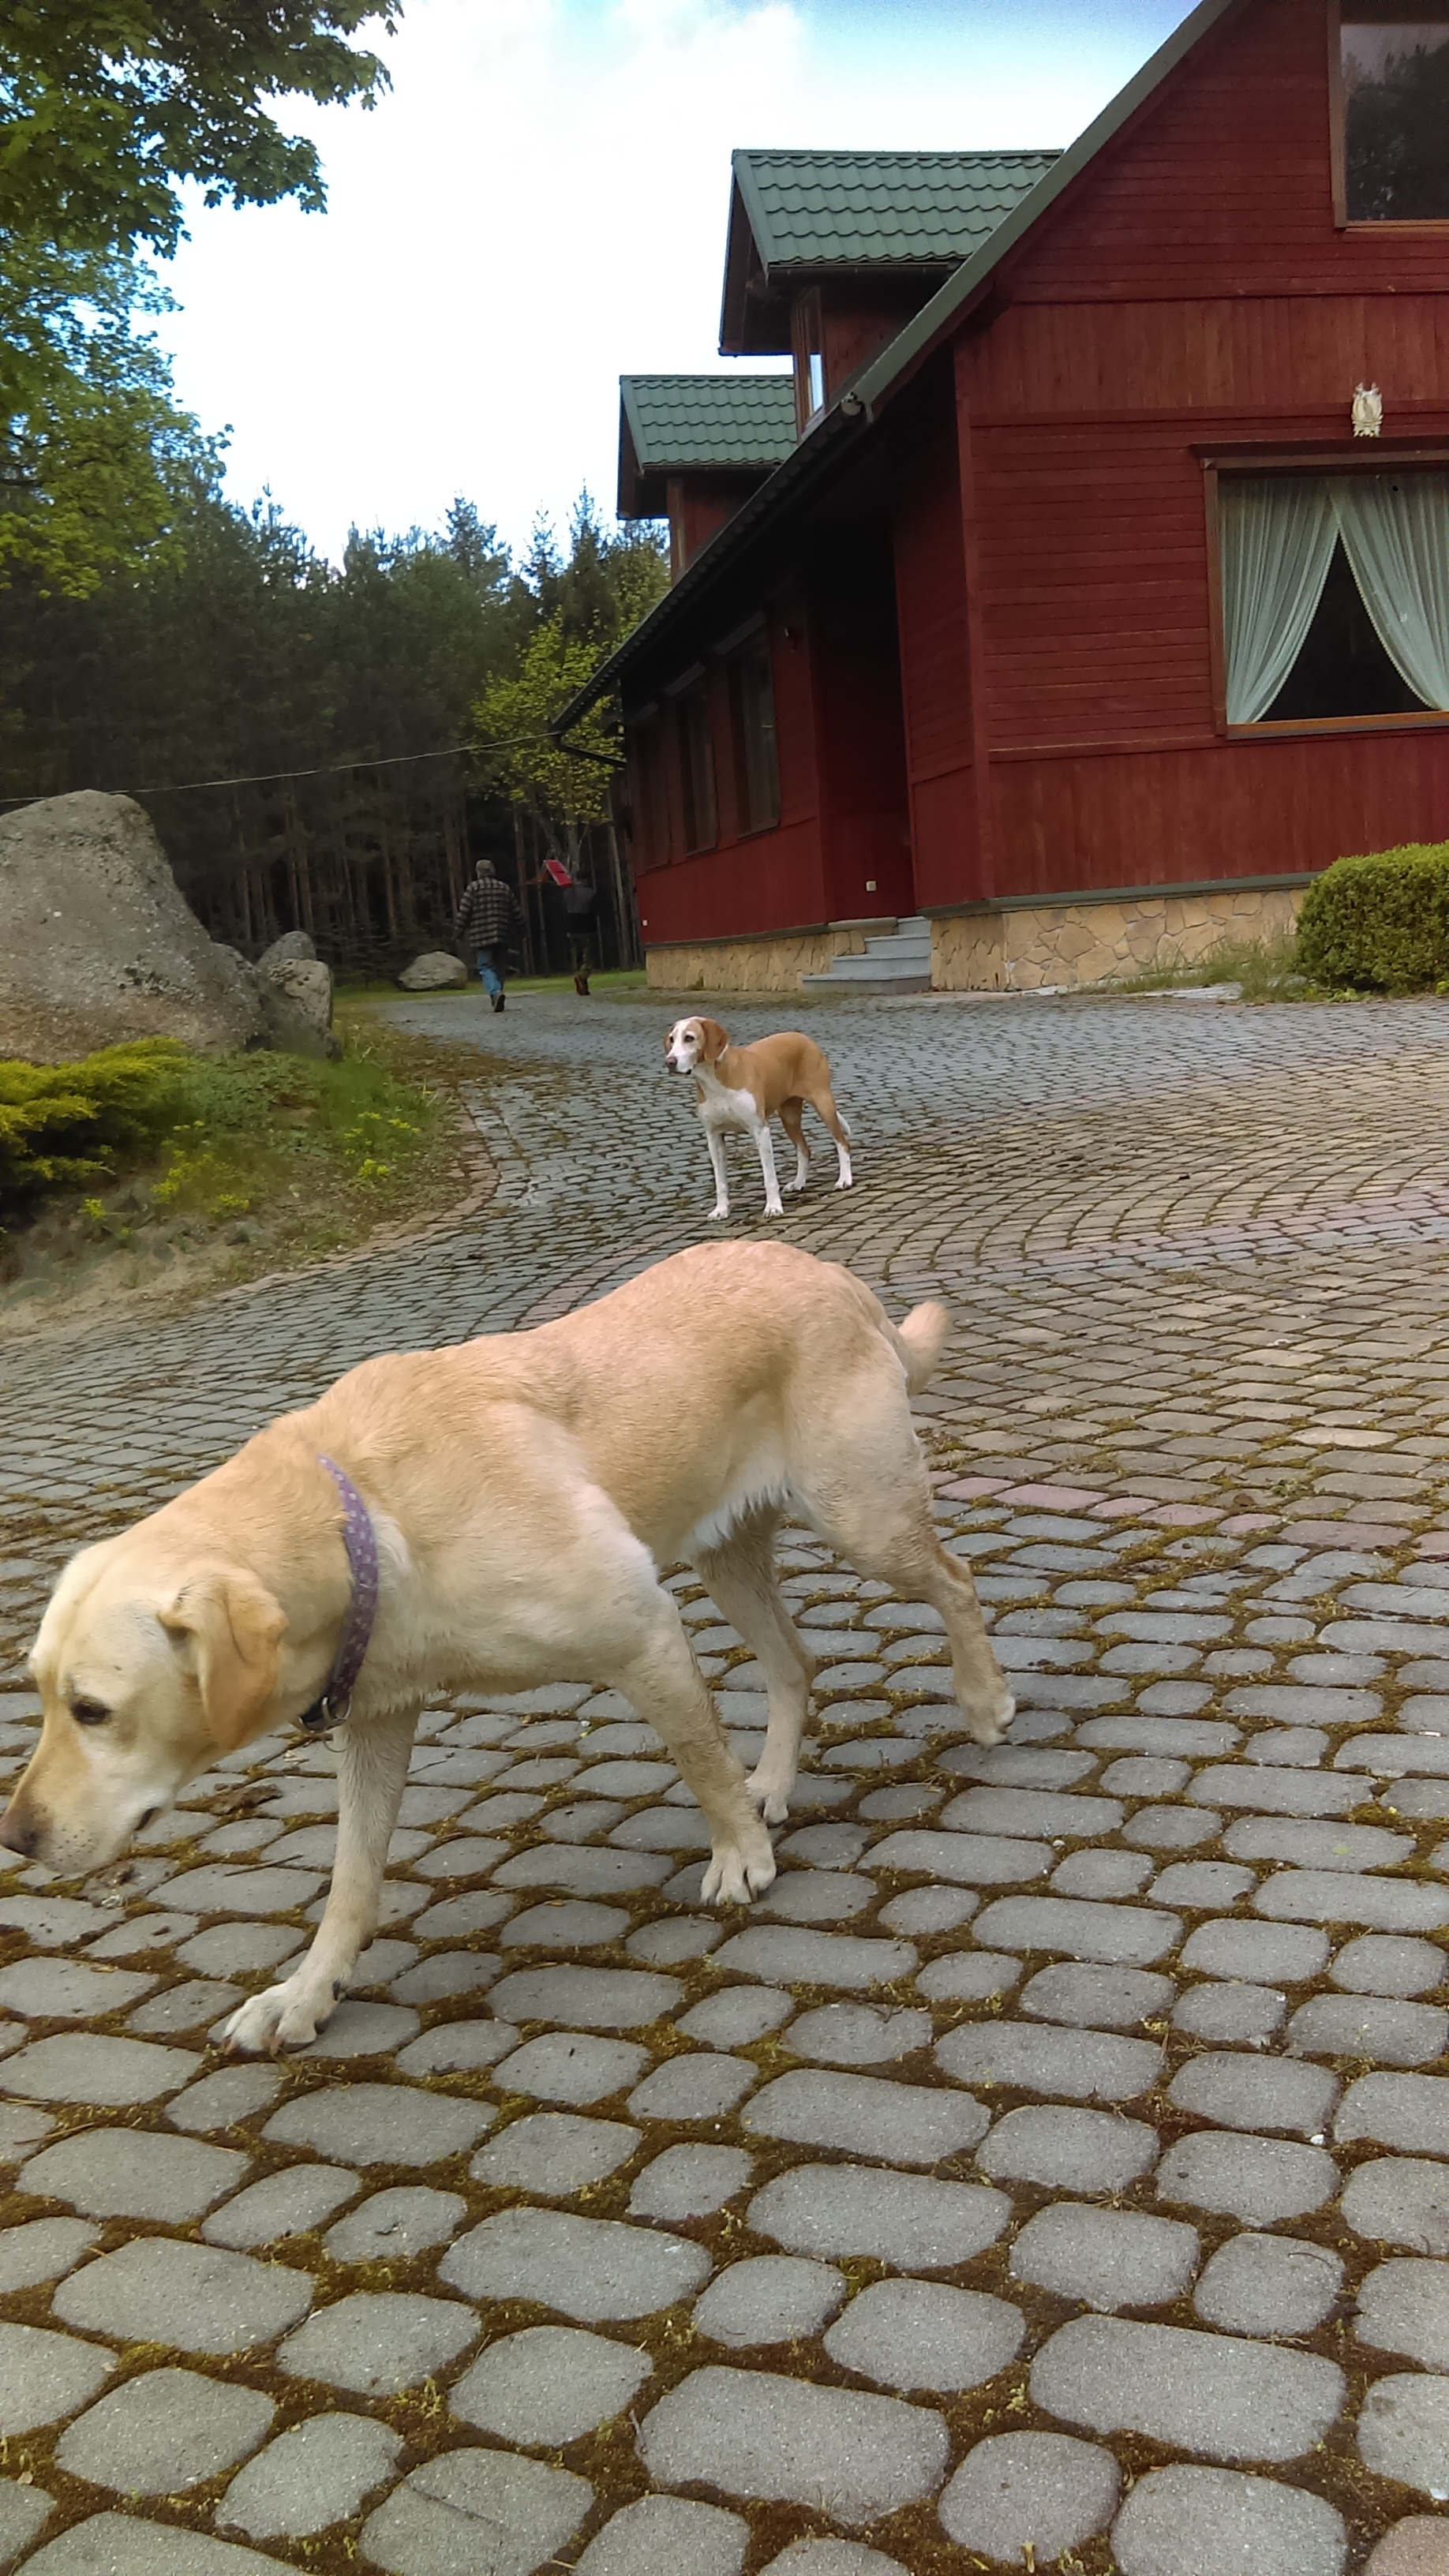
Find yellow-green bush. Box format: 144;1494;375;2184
1296;844;1449;992
0;1039;187;1201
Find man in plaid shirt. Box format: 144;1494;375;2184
454;859;525;1012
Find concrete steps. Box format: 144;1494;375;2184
800;915;932;998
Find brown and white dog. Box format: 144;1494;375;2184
1;1240;1013;2055
665;1016;852;1219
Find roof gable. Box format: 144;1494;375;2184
619;373;797;515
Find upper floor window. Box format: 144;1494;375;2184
728;641;781;833
1218;467;1449;726
1337;2;1449;220
675;685;717;852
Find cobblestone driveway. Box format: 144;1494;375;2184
5;990;1449;2576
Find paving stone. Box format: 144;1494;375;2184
878;1884;980;1934
489;1964;680;2028
938;2020;1161;2102
942;1785;1123;1838
972;1894;1180;1964
1126;1804;1222;1850
824;2278;1024;2391
360;2450;591;2576
410;1887;514;1940
630;2144;751;2219
748;2163;1010;2269
263;2082;492;2165
1357;2260;1449;2368
694;2256;846;2346
1080;1715;1236;1755
1010;2201;1198;2311
452;2323;650;2444
761;1867;874;1921
1365;2518;1449;2575
0;1958;155;2018
1110;2463;1347;2576
677;1988;793;2047
167;2065;282;2131
1181;1919;1330;1981
1150;1860;1256;1908
1031;2313;1343;2462
441;2206;710;2320
159;1864;324;1914
1256;1871;1449;1933
1174;1982;1287;2042
394;2020;519;2080
204;2165;358;2249
1053;1847;1155;1896
472;2113;640;2197
1345;2159;1449;2255
978;2103;1158;2192
219;2412;401;2541
711;1927;916;1987
1193;2233;1343;2335
0;2322;114;2434
56;2365;272;2491
575;2496;749;2576
638;2364;949;2526
21;2128;249;2219
500;1900;630;1950
1332;1934;1448;1998
787;2002;931;2063
1168;2054;1340;2138
278;2289;475;2392
323;2185;466;2262
1358;2374;1449;2499
1339;2074;1449;2155
627;2054;755;2120
916;1951;1023;2001
743;2068;989;2166
21;2514;285;2573
1291;1994;1449;2065
175;1924;304;1976
54;2235;312;2353
1224;1817;1411;1871
0;2033;199;2104
0;2480;51;2569
1192;1764;1361;1817
493;1844;673;1897
1156;2132;1340;2225
488;2031;648;2106
939;2429;1121;2563
0;2217;99;2291
0;1895;107;1948
1019;1966;1174;2031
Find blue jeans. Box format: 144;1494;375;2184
476;945;505;998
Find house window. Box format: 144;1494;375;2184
675;686;717;852
1219;470;1449;726
728;641;781;833
808;350;826;415
1338;2;1449;221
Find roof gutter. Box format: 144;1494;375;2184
552;400;866;739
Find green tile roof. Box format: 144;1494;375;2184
620;373;798;473
732;148;1061;271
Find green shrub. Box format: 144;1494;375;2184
0;1039;187;1202
1296;844;1449;992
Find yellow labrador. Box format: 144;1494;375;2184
2;1240;1013;2054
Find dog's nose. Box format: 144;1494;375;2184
0;1803;39;1858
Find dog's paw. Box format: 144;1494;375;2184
710;1204;730;1222
746;1759;794;1825
763;1200;785;1220
702;1821;777;1905
784;1178;807;1196
964;1688;1016;1748
835;1174;854;1191
223;1977;336;2056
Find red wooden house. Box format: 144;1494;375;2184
562;0;1449;992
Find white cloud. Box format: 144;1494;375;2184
155;0;1185;560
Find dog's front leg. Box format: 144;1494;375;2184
752;1118;784;1219
222;1705;418;2054
705;1123;730;1220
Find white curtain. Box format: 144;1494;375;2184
1220;477;1339;724
1331;473;1449;711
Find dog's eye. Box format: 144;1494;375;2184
71;1698;110;1728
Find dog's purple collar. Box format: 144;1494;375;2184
298;1456;379;1733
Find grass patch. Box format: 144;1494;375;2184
339;968;649;1002
1113;929;1313;1001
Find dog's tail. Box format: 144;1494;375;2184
892;1298;950;1395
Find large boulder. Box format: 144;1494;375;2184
257;930;317;971
256;955;337;1057
0;792;264;1062
399;950;468;990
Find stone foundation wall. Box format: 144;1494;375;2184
644;923;882;994
931;886;1305;991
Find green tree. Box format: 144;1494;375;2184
1;1;398;261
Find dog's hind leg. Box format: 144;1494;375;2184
779;1097;811;1196
610;1592;777;1901
809;1084;853;1191
793;1358;1013;1747
692;1507;814;1822
222;1701;420;2054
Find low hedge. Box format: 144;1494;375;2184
1297;843;1449;991
0;1039;186;1204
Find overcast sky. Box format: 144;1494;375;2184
156;0;1196;564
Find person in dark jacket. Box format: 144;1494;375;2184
562;876;598;995
454;859;524;1012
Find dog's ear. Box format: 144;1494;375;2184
159;1567;287;1751
697;1017;728;1062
